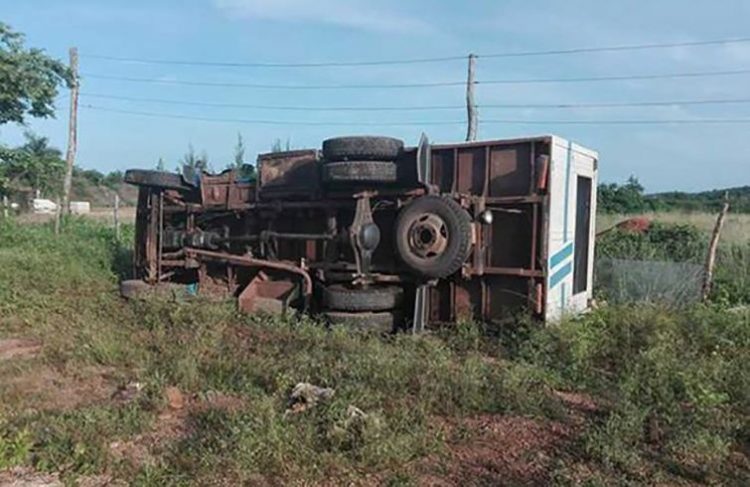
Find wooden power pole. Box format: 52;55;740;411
465;53;478;142
61;47;79;215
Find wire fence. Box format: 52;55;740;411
595;257;705;307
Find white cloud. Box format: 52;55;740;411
215;0;432;34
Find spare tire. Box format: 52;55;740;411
322;136;403;162
394;196;472;279
124;170;188;190
322;160;397;184
323;311;397;333
322;284;403;312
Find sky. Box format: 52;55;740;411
1;0;749;192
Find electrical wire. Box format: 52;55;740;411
81;36;750;68
80;67;750;89
80;92;750;111
82;104;750;126
80;73;465;89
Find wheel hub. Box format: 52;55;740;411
407;213;448;259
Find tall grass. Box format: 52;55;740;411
0;218;747;484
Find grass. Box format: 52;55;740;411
0;217;748;485
597;211;750;244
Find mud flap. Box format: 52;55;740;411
412;284;429;333
416;133;431;188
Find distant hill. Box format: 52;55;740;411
648;186;750;213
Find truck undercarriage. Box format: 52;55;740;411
124;134;596;332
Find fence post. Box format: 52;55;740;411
54;196;62;235
701;192;730;301
114;193;120;240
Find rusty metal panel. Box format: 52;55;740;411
428;282;452;323
453;280;482;321
455;147;486;195
429;148;454;193
259;150;319;196
486;276;529;320
489;143;532;197
200;171;254;208
488;205;533;268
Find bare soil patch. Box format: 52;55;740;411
0;338;41;361
418;415;573;486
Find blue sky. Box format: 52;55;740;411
1;0;749;192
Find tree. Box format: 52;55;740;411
181;143;197;170
598;176;652;214
233;133;245;169
0;23;71;125
230;132;256;179
271;138;291;152
0;132;65;197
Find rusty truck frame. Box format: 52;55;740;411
123;134;598;331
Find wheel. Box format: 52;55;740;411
321;160;397;184
394;196;472;279
323;311;396;333
124;170;189;190
321;284;403;312
120;279;151;299
322;136;404;162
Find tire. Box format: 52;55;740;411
394;196;472;279
120;279;151;299
322;136;404;162
124;170;188;190
324;311;396;333
322;160;397;184
322;284;403;312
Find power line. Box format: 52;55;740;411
81;67;750;90
80;93;461;111
80;73;465;89
480;37;750;59
82;104;750;126
81;105;464;126
479;68;750;85
484;98;750;109
81;36;750;68
81;92;750;111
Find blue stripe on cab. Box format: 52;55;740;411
549;242;573;269
549;262;573;289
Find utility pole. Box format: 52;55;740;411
465;53;478;142
62;47;79;215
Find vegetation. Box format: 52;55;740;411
0;219;747;485
0;132;65;198
597;221;750;306
0;22;71;125
599;177;750;214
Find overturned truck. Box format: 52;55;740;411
123;135;598;332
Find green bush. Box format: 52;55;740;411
597;222;706;263
523;305;750;477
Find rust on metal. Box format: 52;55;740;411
127;135;556;327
